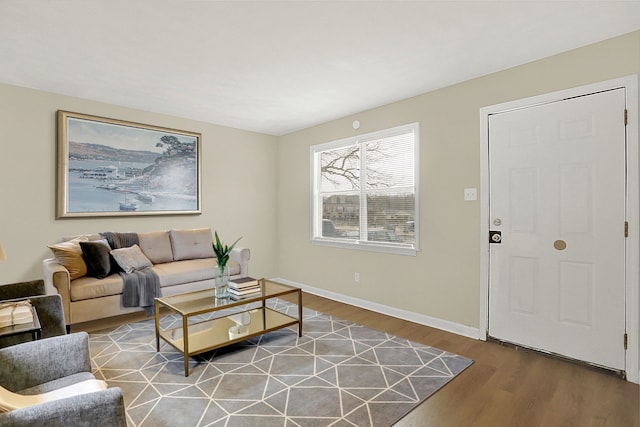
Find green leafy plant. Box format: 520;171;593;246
213;231;241;276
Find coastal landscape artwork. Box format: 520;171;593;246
57;111;201;218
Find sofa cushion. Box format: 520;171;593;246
110;245;152;274
68;259;241;302
48;237;89;280
138;231;173;264
70;275;123;302
80;239;116;279
169;228;215;261
152;259;240;287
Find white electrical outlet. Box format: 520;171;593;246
354;272;360;283
464;188;477;201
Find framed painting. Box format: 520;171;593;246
56;110;202;218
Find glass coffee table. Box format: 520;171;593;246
154;278;302;376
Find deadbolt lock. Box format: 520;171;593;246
489;230;502;244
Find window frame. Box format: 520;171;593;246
310;122;419;256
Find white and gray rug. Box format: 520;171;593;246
89;299;472;427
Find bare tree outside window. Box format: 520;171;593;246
314;124;418;251
320;142;390;190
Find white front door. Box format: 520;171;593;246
488;88;627;370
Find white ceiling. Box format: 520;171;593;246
1;1;639;136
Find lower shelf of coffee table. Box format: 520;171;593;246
158;307;299;355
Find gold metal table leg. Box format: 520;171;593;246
183;315;189;376
298;289;303;337
155;300;160;351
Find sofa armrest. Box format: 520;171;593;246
0;387;126;427
0;332;91;392
230;247;250;278
42;258;71;324
24;295;66;338
0;280;46;300
29;295;66;337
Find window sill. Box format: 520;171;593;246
311;238;418;256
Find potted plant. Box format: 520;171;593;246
212;231;241;298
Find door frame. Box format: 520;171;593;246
479;75;640;383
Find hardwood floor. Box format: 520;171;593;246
297;293;639;427
76;292;639;426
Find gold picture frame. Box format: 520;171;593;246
56;110;202;218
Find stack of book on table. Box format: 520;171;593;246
0;300;34;328
228;277;261;300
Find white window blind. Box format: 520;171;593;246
311;123;418;255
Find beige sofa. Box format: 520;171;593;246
42;228;249;326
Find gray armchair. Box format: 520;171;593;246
0;280;66;348
0;332;126;427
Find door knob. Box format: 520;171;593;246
554;240;567;250
490;231;502;244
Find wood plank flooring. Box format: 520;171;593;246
76;292;639;427
297;293;638;427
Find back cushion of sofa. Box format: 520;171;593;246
138;231;173;264
169;228;215;261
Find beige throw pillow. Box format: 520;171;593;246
48;237;89;280
110;244;153;274
138;231;173;264
169;228;215;261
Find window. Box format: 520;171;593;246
311;123;419;255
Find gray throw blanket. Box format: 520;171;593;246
101;231;140;249
100;231;160;315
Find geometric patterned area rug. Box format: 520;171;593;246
89;299;473;427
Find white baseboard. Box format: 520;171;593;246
272;277;481;340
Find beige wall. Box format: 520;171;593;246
1;31;638;331
0;84;279;284
276;31;640;328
